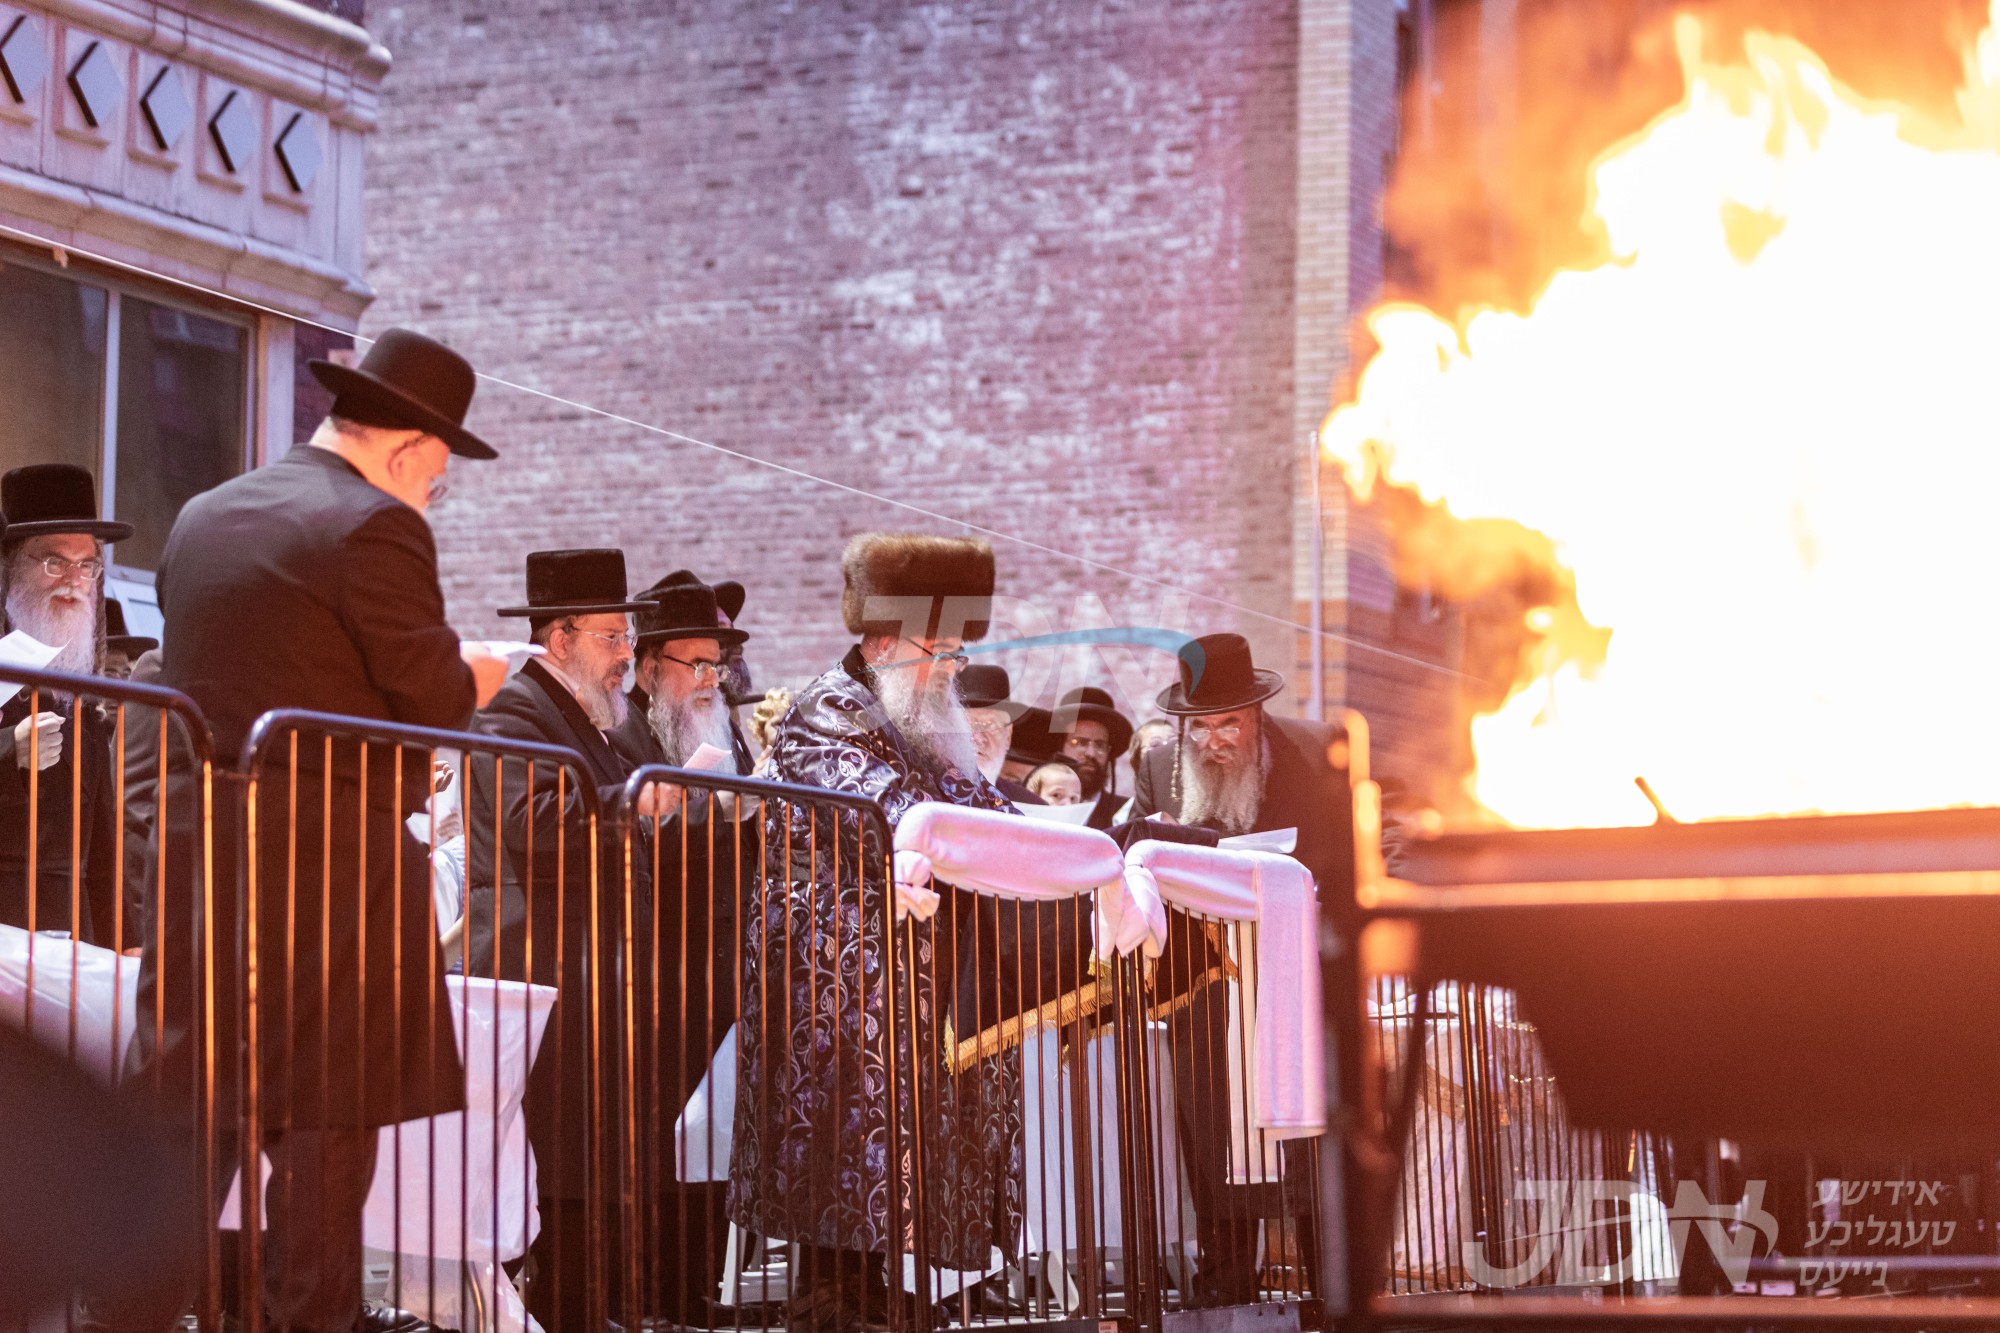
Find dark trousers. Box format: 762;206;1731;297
1169;977;1324;1307
529;1184;733;1329
101;1126;378;1333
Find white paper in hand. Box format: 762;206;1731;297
459;640;546;672
1220;826;1298;855
0;631;64;707
682;742;733;773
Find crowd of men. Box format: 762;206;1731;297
0;329;1350;1333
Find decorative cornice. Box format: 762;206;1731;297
25;0;387;129
0;164;374;325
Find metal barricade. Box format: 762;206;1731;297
611;763;913;1333
1370;978;1673;1299
0;662;217;1328
1131;861;1328;1325
235;708;607;1333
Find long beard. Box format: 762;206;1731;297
649;687;742;771
1179;736;1269;836
5;586;97;677
572;670;628;731
874;664;981;781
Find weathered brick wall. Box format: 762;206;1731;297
357;0;1392;725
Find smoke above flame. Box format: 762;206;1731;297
1323;3;2000;828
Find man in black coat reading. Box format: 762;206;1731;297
128;328;508;1333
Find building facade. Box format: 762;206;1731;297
358;0;1419;760
0;0;379;632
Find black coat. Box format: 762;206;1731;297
606;688;755;1195
463;658;649;1201
0;691;118;944
131;446;473;1132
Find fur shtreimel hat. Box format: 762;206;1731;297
841;532;995;642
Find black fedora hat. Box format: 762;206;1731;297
957;664;1028;720
660;568;745;624
104;599;157;656
1004;706;1054;767
308;328;497;461
1156;633;1286;716
1049;685;1134;754
636;575;748;649
497;549;652;619
1;465;132;542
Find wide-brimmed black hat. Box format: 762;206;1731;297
957;664;1028;720
497;549;652;619
104;599;157;656
1;465;132;542
1049;685;1134;754
660;568;745;624
308;327;497;460
1005;706;1054;767
636;575;748;649
1156;633;1286;716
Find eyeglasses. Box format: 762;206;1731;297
968;718;1011;740
1062;736;1112;756
566;625;635;652
901;636;968;668
1188;718;1245;743
392;436;449;504
35;555;103;582
661;653;723;682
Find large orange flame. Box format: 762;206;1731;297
1323;4;2000;828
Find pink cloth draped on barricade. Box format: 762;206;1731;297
1124;840;1325;1139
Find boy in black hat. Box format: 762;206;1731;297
0;463;127;946
100;598;158;681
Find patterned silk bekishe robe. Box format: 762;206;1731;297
727;648;1021;1270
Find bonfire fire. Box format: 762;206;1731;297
1323;3;2000;828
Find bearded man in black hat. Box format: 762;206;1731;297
1050;685;1134;829
460;547;669;1333
1127;632;1353;1306
729;531;1028;1332
0;463;126;945
126;328;509;1333
957;662;1042;804
606;573;755;1323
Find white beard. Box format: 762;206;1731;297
874;663;981;781
6;585;97;677
649;687;742;772
1179;734;1269;836
571;670;628;732
977;752;1005;783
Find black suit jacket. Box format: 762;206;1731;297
464;658;648;1199
133;445;470;1130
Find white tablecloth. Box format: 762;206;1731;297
219;975;558;1263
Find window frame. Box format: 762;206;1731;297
0;243;257;588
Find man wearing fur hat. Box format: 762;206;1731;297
0;463;126;945
728;532;1021;1331
1128;632;1352;1305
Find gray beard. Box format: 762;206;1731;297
5;587;97;677
1179;735;1269;836
874;663;981;782
649;688;741;771
572;670;628;732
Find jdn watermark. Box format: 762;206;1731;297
1464;1180;1776;1288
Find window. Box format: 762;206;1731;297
0;251;251;579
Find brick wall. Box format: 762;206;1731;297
357;0;1400;730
